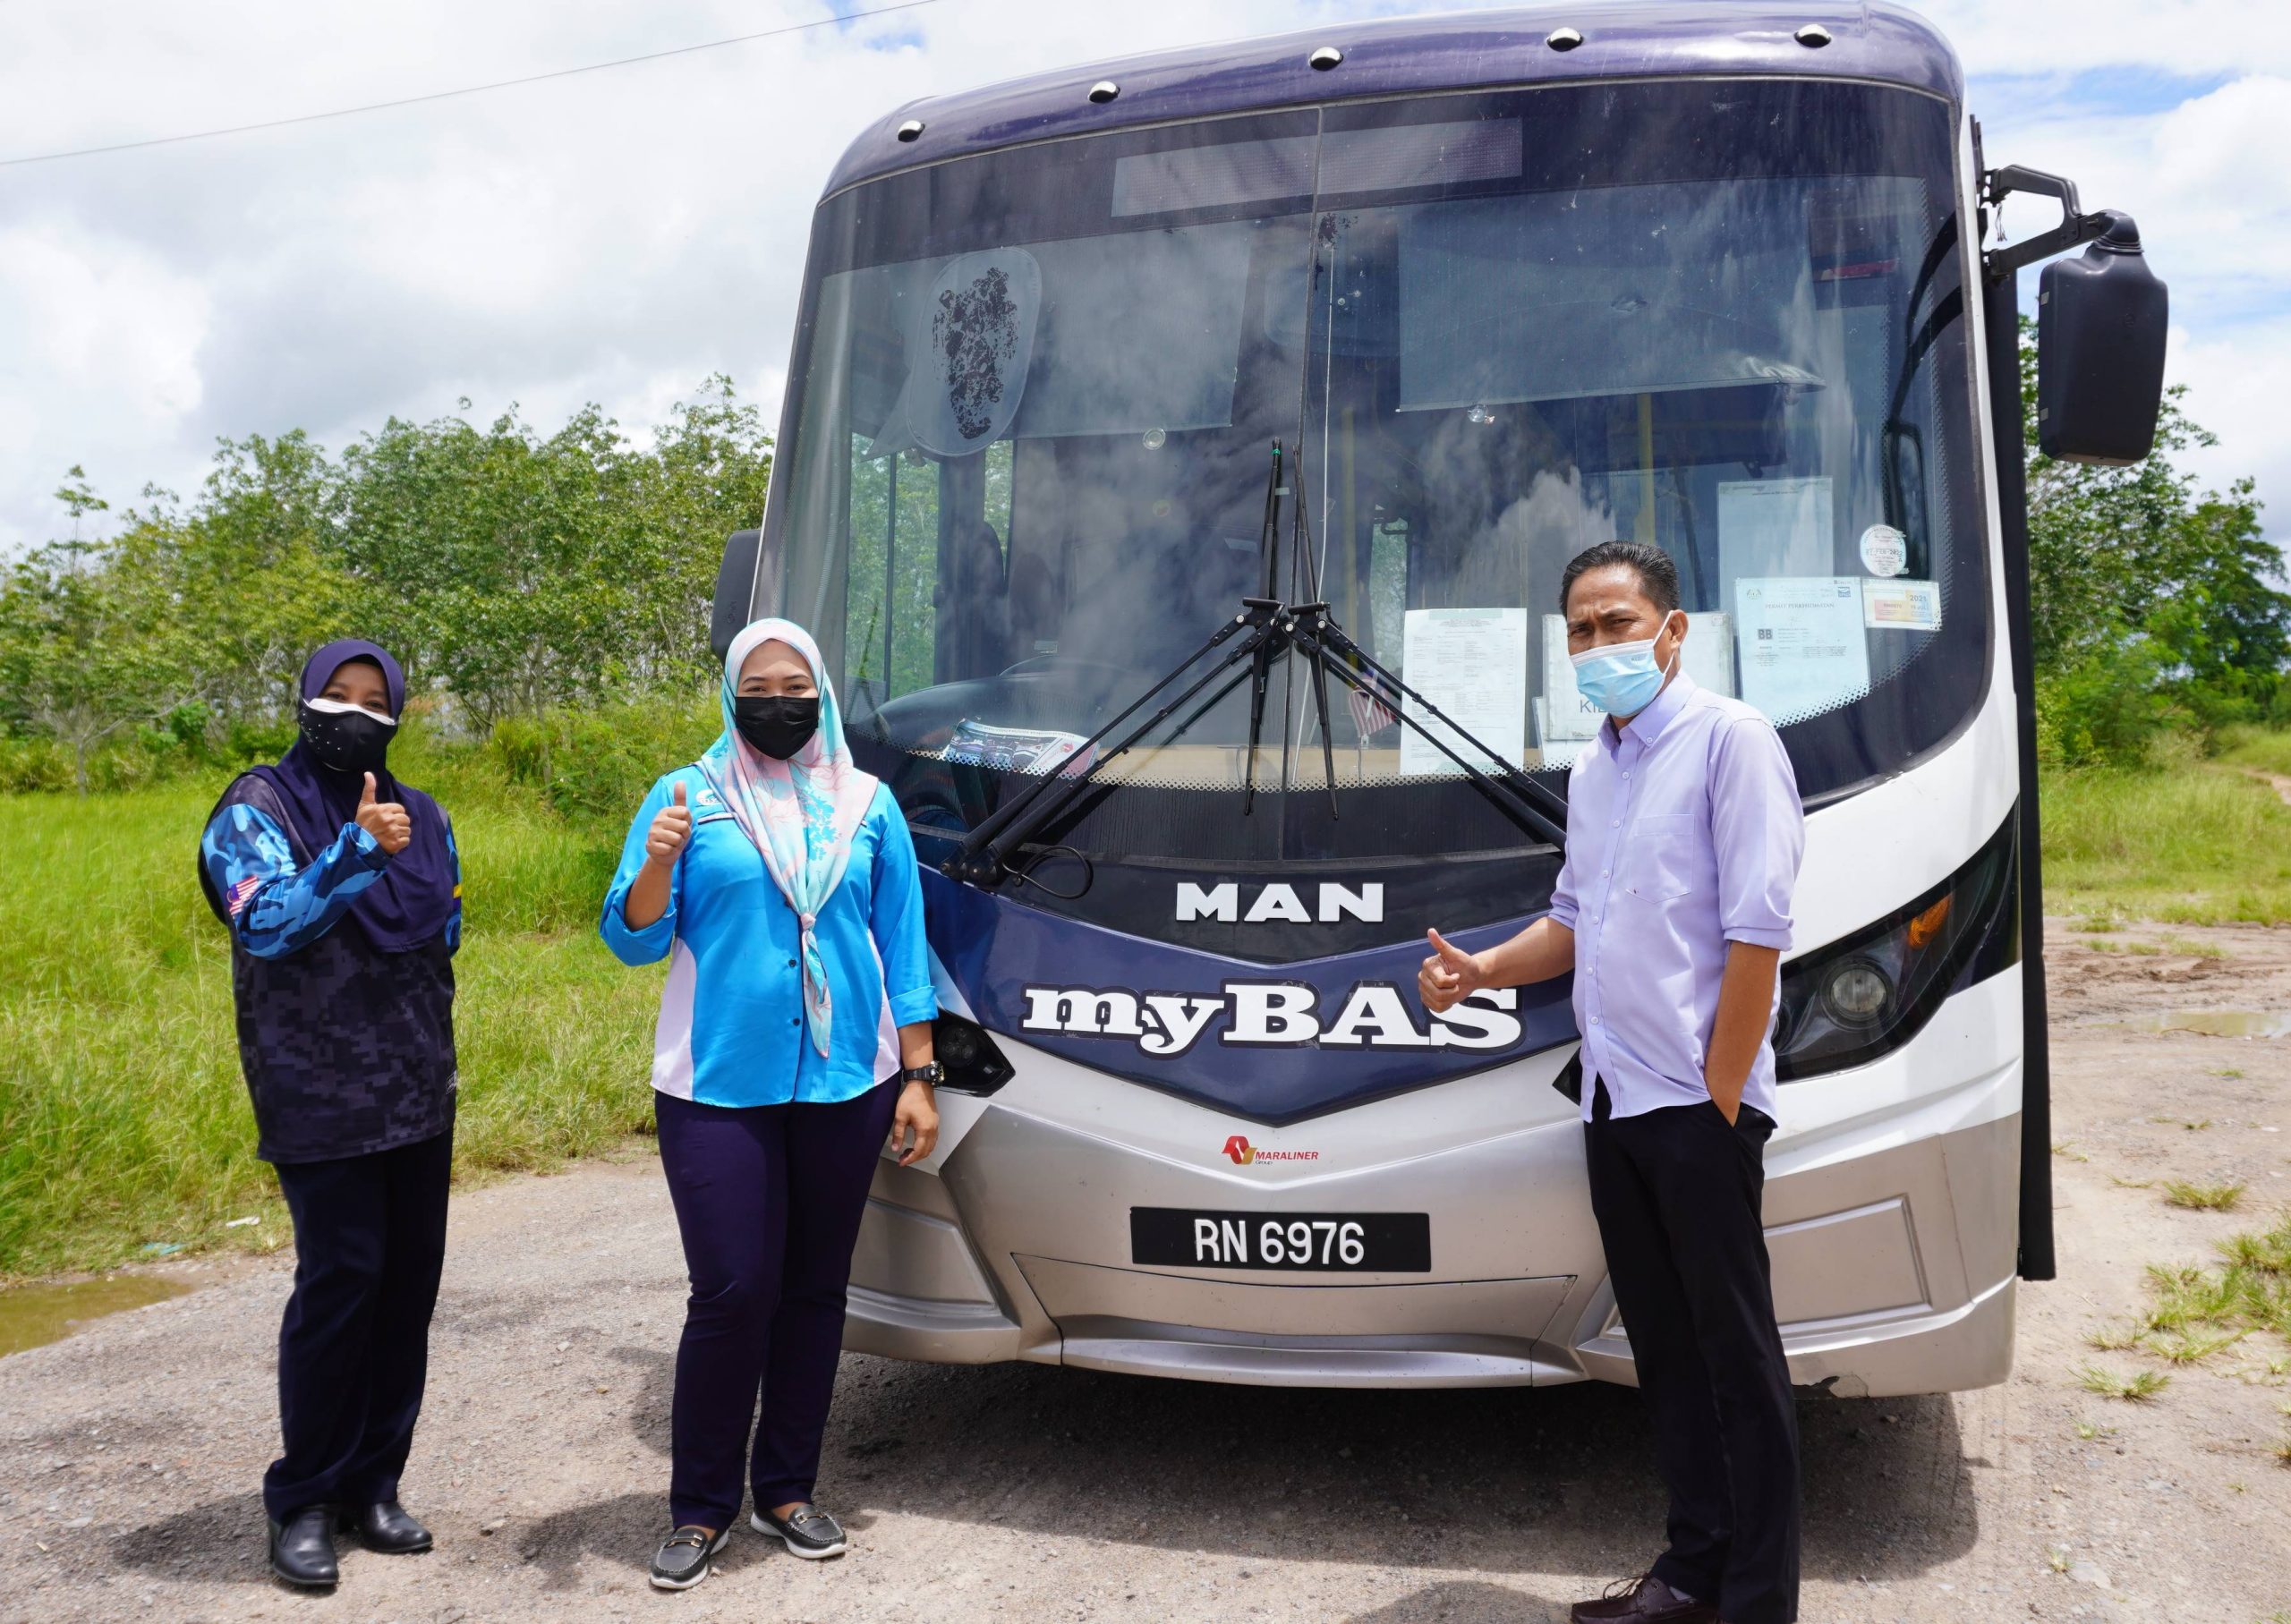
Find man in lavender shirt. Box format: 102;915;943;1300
1420;540;1806;1624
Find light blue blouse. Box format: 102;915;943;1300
599;768;938;1108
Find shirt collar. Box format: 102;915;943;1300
1606;670;1698;750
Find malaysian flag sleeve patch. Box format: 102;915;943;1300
226;875;261;919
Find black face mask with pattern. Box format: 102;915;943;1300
733;695;820;761
297;697;396;775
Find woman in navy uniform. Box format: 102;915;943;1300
196;639;462;1591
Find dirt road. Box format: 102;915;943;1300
4;922;2287;1623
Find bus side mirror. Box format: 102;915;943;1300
2037;212;2168;466
711;528;762;660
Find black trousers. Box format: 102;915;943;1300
654;1084;898;1530
263;1130;453;1520
1585;1079;1800;1624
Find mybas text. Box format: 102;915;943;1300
1018;982;1520;1057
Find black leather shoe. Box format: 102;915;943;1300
339;1500;432;1553
752;1501;847;1560
650;1524;730;1590
1570;1573;1717;1622
268;1505;339;1589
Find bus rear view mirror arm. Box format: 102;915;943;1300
1982;165;2169;467
1980;164;2109;281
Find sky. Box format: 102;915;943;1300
3;0;2287;555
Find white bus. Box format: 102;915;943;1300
711;3;2168;1397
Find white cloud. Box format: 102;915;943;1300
1974;70;2291;516
1908;0;2291;77
2;0;2287;553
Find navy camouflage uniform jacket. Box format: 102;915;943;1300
198;774;462;1164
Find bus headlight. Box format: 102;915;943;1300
1819;959;1893;1027
1775;813;2018;1083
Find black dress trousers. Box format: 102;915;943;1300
1584;1077;1800;1624
264;1128;454;1520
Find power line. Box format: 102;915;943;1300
0;0;945;168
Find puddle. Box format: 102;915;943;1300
0;1274;192;1357
2108;1009;2291;1039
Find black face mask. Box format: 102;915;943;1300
733;695;821;760
298;698;396;775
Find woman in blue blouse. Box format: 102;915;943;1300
195;639;463;1591
601;617;940;1591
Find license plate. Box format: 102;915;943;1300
1129;1208;1431;1272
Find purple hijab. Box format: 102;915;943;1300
245;639;458;953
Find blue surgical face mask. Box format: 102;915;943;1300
1570;615;1682;719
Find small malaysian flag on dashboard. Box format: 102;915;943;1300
1346;682;1400;741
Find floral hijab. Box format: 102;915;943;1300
697;618;879;1057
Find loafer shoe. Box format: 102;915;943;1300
650;1524;730;1590
752;1502;847;1560
268;1505;339;1589
340;1500;432;1554
1570;1573;1717;1622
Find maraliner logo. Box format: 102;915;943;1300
1019;982;1520;1056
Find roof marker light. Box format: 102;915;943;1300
895;119;924;142
1088;80;1120;104
1794;22;1834;47
1308;46;1343;70
1546;26;1584;50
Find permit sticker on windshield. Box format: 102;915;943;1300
1399;608;1527;778
1734;577;1870;724
1863;579;1940;631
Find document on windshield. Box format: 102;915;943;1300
1399;607;1527;778
1734;576;1871;723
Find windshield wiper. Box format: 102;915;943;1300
1258;441;1568;847
941;595;1288;888
943;444;1571;891
947;443;1295;890
1283;600;1570;847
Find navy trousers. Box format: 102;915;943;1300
265;1129;453;1520
1584;1079;1801;1624
655;1083;898;1530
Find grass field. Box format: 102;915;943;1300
4;728;2287;1281
2041;742;2291;927
0;757;665;1280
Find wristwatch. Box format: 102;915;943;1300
899;1062;944;1087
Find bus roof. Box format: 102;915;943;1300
821;1;1963;200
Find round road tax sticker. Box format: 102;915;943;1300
1860;523;1907;577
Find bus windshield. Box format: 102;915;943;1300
773;79;1984;872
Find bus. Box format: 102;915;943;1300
709;2;2168;1398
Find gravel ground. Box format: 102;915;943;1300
3;922;2288;1623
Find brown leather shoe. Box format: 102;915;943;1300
1569;1573;1718;1622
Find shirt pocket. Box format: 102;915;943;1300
1620;812;1703;903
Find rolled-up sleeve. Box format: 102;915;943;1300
1708;716;1803;950
599;775;680;965
866;792;940;1028
1546;761;1586;930
1547;832;1582;931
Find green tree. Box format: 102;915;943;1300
0;380;770;788
0;484;200;793
135;432;360;735
2021;324;2287;756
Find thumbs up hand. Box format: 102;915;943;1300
354;770;413;856
645;778;694;869
1418;927;1481;1014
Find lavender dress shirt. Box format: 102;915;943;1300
1547;673;1805;1123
